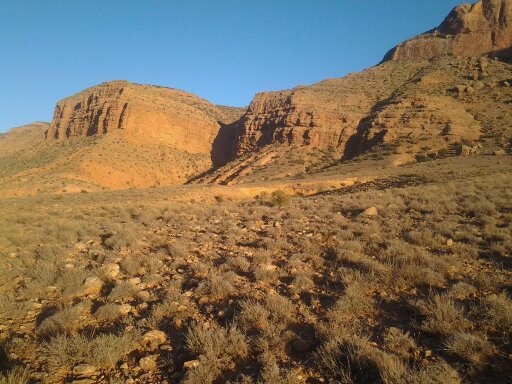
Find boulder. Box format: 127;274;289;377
139;356;157;371
359;207;379;217
82;276;103;296
72;364;97;377
141;330;168;350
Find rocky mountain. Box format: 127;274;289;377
194;0;512;184
1;0;511;195
383;0;512;62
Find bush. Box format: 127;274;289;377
270;190;290;207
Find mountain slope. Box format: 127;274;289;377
195;0;512;185
0;83;244;197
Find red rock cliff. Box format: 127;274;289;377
48;81;242;155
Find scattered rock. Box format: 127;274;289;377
82;276;103;296
118;304;132;316
446;239;454;247
460;145;472;156
360;207;378;217
102;263;120;279
139;356;157;371
72;364;97;377
183;360;201;370
141;330;168;350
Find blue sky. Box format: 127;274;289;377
0;0;463;132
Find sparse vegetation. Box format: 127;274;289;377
0;154;511;383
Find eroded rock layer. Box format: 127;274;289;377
233;60;428;157
48;81;243;155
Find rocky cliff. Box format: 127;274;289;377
48;81;243;155
383;0;512;62
223;0;512;165
231;60;428;159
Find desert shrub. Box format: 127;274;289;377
228;256;251;273
257;363;300;384
151;287;184;322
94;303;126;322
253;265;279;284
22;259;59;289
410;359;461;384
290;274;315;293
264;294;295;325
186;322;248;361
480;293;512;334
40;329;140;370
56;268;91;296
383;327;416;359
419;294;470;337
196;269;236;300
238;300;271;332
0;296;30;322
102;223;138;250
444;332;493;364
38;304;88;337
108;281;140;302
270;190;290;207
446;282;477;299
321;282;375;338
184;322;249;383
237;296;296;362
316;334;408;384
0;366;30;384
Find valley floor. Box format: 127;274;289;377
0;155;511;383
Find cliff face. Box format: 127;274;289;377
226;0;512;164
383;0;512;62
48;81;243;155
232;60;428;158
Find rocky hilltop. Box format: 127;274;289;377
48;81;243;155
383;0;512;61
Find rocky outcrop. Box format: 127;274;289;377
48;81;243;155
232;60;427;157
383;0;512;62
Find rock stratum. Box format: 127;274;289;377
48;80;243;155
383;0;512;61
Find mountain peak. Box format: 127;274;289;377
383;0;512;62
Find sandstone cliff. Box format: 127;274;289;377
231;60;428;158
212;0;512;180
48;81;243;155
383;0;512;61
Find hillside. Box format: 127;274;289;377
1;0;512;383
0;83;244;197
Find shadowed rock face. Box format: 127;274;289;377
47;81;243;155
383;0;512;62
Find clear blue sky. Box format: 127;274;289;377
0;0;464;132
